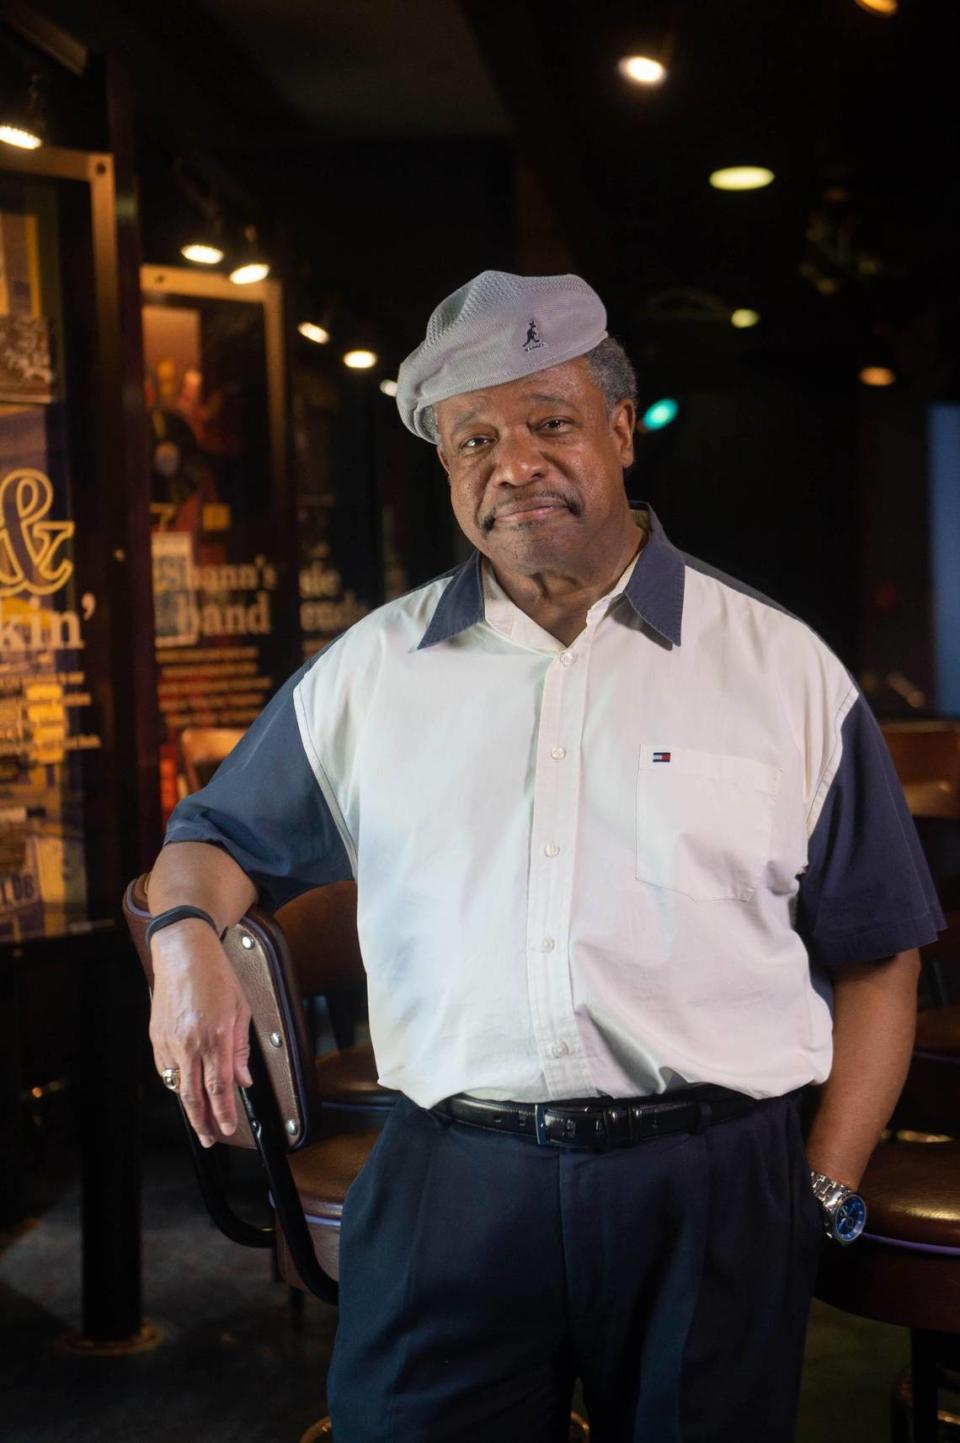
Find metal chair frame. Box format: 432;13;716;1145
125;881;352;1306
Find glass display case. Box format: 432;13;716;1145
0;145;140;945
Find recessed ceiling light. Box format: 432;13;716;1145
617;55;667;86
855;0;898;15
859;366;896;387
298;322;331;344
731;309;760;329
709;166;775;192
0;124;42;150
344;349;377;370
181;243;224;265
379;379;399;396
229;262;270;285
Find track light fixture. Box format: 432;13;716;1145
0;74;46;151
229;225;270;285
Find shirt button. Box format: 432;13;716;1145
549;1040;569;1058
559;652;573;667
550;746;566;760
544;843;560;857
540;937;555;952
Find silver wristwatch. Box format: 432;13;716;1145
810;1169;867;1245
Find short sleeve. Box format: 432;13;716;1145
164;659;353;911
796;693;945;967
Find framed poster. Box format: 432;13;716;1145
0;147;139;946
140;266;299;817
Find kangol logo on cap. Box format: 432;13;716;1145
522;317;545;352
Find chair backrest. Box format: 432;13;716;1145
276;881;364;995
123;873;322;1149
179;727;245;793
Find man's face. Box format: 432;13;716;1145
435;358;636;580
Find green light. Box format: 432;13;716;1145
642;398;678;431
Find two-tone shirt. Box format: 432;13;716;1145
166;505;943;1108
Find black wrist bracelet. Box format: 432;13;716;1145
146;905;222;947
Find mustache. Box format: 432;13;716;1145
480;492;582;533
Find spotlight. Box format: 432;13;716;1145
344;349;378;370
709;167;775;192
0;75;46;151
0;123;42;150
298;322;331;345
230;261;270;285
855;0;897;14
618;55;667;86
731;309;760;329
641;398;679;431
859;366;896;387
229;225;270;285
379;379;398;397
182;242;224;265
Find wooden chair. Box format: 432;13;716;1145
818;734;960;1437
815;985;960;1441
123;877;394;1293
277;882;391;1124
124;878;592;1440
814;1138;960;1442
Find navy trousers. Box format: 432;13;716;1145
327;1092;823;1443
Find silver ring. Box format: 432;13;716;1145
160;1066;181;1093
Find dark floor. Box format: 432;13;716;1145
0;1088;920;1443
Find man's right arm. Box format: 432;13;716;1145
147;841;258;1147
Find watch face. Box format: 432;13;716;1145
833;1193;867;1244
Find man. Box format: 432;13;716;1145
147;271;943;1443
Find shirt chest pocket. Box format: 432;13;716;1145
636;744;782;902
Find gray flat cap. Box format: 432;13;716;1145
396;270;608;442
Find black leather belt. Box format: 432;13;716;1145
432;1085;758;1150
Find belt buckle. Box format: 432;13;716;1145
533;1102;553;1146
534;1103;610;1148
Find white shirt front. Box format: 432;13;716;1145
168;506;943;1109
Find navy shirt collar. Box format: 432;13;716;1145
417;502;685;650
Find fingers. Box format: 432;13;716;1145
234;1019;253;1090
176;1055;216;1147
148;940;252;1147
201;1031;240;1139
152;1019;249;1147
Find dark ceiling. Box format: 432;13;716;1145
192;0;959;396
11;0;960;391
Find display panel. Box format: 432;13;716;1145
0;175;105;943
292;365;372;662
141;268;296;817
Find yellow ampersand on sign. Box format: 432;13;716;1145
0;469;75;597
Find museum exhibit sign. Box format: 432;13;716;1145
139;265;300;815
0;146;148;946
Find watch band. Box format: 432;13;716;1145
146;905;222;947
810;1169;851;1210
809;1168;867;1245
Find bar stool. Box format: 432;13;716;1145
815;1136;960;1442
893;1002;960;1139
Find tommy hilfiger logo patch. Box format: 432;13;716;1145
522;317;545;352
652;751;672;763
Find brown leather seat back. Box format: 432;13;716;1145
276;881;365;995
123;873;322;1150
